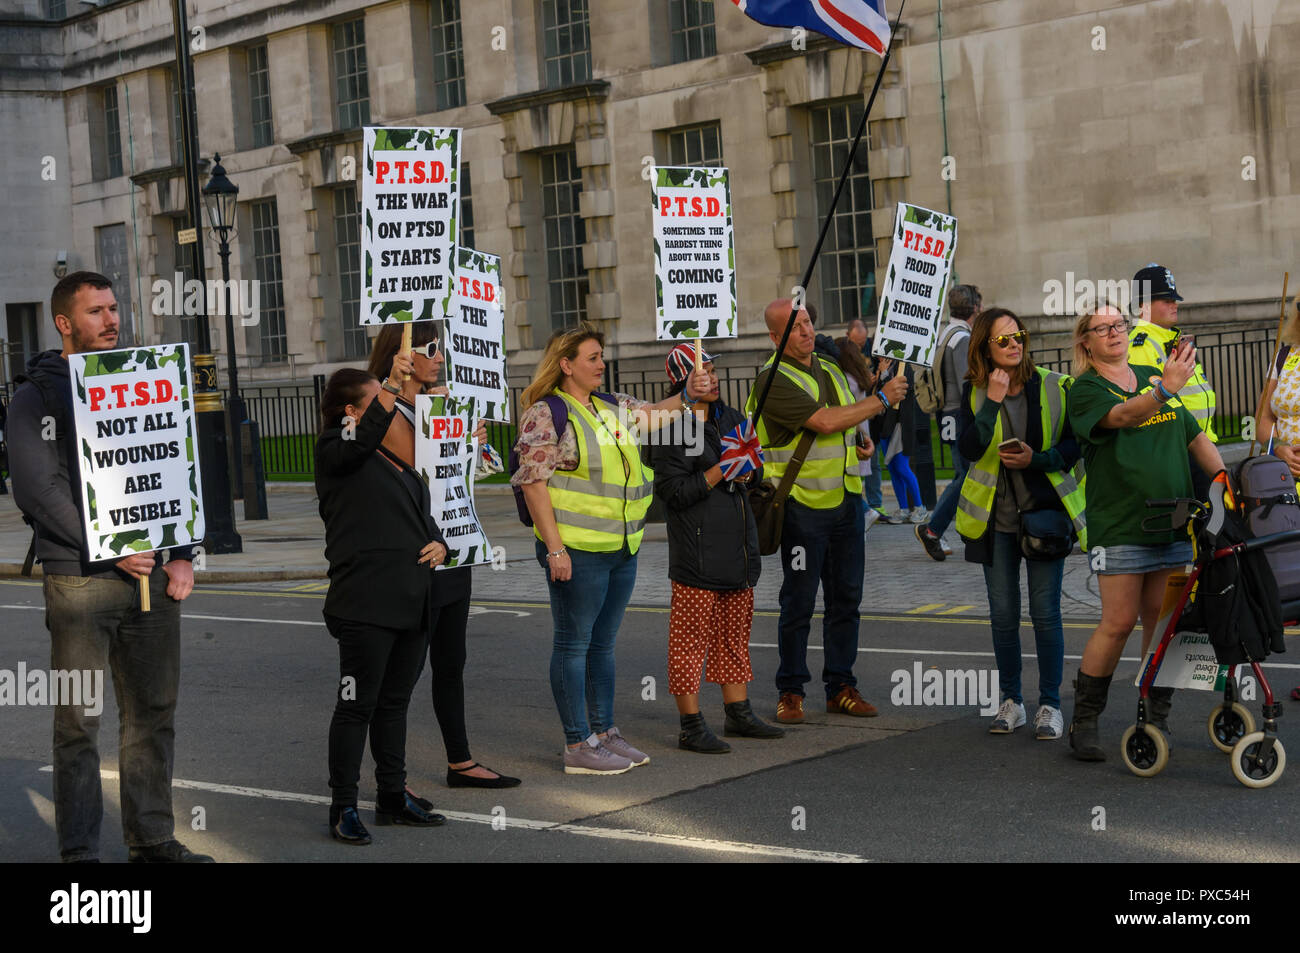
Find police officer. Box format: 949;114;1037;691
1129;263;1217;497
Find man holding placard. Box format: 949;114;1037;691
9;271;210;863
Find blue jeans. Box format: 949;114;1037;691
927;431;969;535
982;531;1065;709
538;541;638;744
776;493;865;699
43;569;180;861
862;448;883;509
880;436;923;509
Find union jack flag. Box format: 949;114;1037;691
720;420;764;482
730;0;891;55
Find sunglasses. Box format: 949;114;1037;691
1086;320;1129;338
411;341;442;358
992;330;1028;349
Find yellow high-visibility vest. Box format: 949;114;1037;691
955;368;1088;550
1128;320;1217;442
540;390;654;554
745;353;863;510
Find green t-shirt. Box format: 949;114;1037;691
1067;365;1202;548
754;357;841;448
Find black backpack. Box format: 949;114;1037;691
508;392;616;526
1232;454;1300;603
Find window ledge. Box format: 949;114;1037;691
286;128;364;156
485;80;610;117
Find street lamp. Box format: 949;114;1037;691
202;154;266;517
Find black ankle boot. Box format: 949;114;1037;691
1068;672;1112;762
724;699;785;738
1147;686;1174;733
679;712;731;753
330;805;372;845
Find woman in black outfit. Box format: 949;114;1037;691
317;358;447;844
367;326;519;789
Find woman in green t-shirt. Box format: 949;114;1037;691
1064;303;1223;762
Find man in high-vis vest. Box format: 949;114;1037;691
746;299;908;724
1128;263;1217;497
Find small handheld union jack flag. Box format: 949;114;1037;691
720;419;764;482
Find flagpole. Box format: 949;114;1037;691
749;0;907;430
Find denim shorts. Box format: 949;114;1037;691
1094;540;1194;575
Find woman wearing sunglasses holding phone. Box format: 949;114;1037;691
955;309;1087;740
1065;302;1223;761
365;326;520;790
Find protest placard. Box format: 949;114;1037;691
68;344;204;563
414;395;491;569
446;248;509;422
652;166;736;341
875;203;958;366
361;126;460;325
1134;572;1232;691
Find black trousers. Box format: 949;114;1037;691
428;596;472;764
326;614;428;807
912;418;938;508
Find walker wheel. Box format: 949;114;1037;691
1230;732;1286;789
1207;703;1255;753
1120;723;1170;778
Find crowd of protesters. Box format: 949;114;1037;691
8;265;1295;860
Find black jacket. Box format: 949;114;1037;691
956;375;1081;565
315;396;467;630
651;401;761;591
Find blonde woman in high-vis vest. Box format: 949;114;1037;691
513;324;709;775
955;309;1087;741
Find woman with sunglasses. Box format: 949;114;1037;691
955;309;1087;739
366;326;520;790
513;323;710;774
1065;302;1223;760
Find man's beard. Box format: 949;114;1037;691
71;326;115;352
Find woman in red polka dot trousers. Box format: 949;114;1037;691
651;344;784;752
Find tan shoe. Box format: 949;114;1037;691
776;692;805;724
827;686;879;717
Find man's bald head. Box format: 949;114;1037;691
764;298;816;364
847;319;868;349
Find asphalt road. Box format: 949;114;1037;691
1;575;1298;865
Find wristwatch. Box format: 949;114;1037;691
380;378;402;395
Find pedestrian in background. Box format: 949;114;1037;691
1066;302;1223;761
916;284;980;560
877;361;927;524
514;323;709;774
954;308;1086;739
652;343;782;753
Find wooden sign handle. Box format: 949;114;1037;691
693;338;706;420
400;323;413;382
139;575;151;613
1250;271;1290;457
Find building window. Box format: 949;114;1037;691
103;84;124;179
45;0;66;19
541;0;591;87
670;0;716;63
809;100;876;326
169;67;185;165
459;162;475;250
540;149;587;333
333;19;370;129
666;122;722;168
431;0;466;111
334;187;368;360
248;44;274;148
250;199;287;363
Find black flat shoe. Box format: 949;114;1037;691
330;805;372;845
375;792;447;826
128;839;215;863
447;762;522;788
406;785;434;811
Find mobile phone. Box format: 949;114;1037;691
998;439;1023;452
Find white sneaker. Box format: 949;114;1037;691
989;698;1026;734
1034;705;1064;740
939;533;955;556
864;507;882;533
908;506;929;524
880;509;908;524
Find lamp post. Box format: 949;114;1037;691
202;155;268;518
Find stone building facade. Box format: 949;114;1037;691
1;0;1297;393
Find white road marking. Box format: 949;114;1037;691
37;766;865;863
